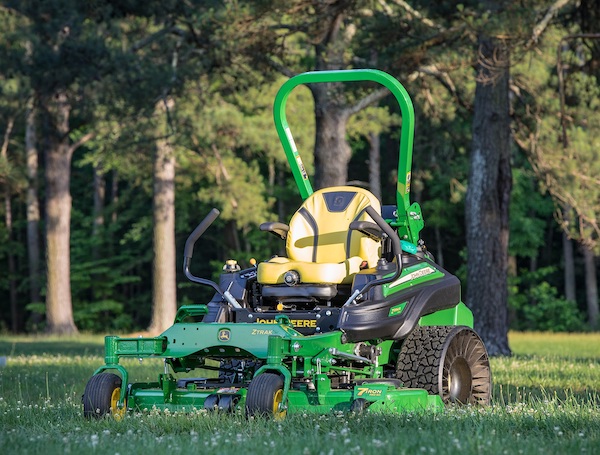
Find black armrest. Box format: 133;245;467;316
349;220;385;241
260;222;290;240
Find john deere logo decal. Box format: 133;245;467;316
218;329;231;342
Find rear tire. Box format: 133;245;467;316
396;326;491;405
82;373;123;419
245;373;286;419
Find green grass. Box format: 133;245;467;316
0;332;599;454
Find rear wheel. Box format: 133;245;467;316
245;373;286;419
396;326;491;405
83;373;126;419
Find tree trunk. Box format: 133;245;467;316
465;35;512;356
91;165;106;300
563;231;576;302
93;166;105;239
224;220;241;253
2;116;19;332
434;225;444;268
582;245;598;329
43;89;78;335
26;97;41;311
148;100;177;334
312;85;352;189
368;132;382;200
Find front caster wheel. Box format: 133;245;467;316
396;326;491;405
245;373;286;419
82;373;126;419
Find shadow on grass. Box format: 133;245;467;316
0;338;105;357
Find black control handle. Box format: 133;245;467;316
184;208;220;260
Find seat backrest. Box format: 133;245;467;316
285;186;381;266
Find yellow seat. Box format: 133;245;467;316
257;186;382;285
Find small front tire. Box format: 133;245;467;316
245;373;286;419
83;373;125;419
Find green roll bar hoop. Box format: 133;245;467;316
273;69;423;244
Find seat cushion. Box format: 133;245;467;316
257;256;363;285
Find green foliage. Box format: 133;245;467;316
509;267;586;332
513;27;600;253
509;167;554;258
0;0;597;334
73;300;132;332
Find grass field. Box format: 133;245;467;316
0;332;598;454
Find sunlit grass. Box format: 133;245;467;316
0;332;599;454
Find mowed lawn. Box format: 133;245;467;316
0;332;598;455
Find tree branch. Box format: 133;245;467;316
527;0;573;49
1;117;15;159
267;58;297;79
129;26;186;53
347;87;390;116
408;65;472;111
69;132;95;154
385;0;443;30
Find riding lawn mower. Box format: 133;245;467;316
83;69;491;420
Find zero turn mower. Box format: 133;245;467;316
83;69;491;419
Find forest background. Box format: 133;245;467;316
0;0;598;356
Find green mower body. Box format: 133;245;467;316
83;70;491;419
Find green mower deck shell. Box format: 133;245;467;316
83;69;491;420
94;298;473;413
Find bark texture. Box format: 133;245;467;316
2;117;18;331
562;231;576;302
465;36;512;356
312;87;352;188
582;245;599;329
26;97;41;309
148;104;177;334
43;89;78;335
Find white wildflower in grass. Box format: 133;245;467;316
453;438;461;450
371;439;385;448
